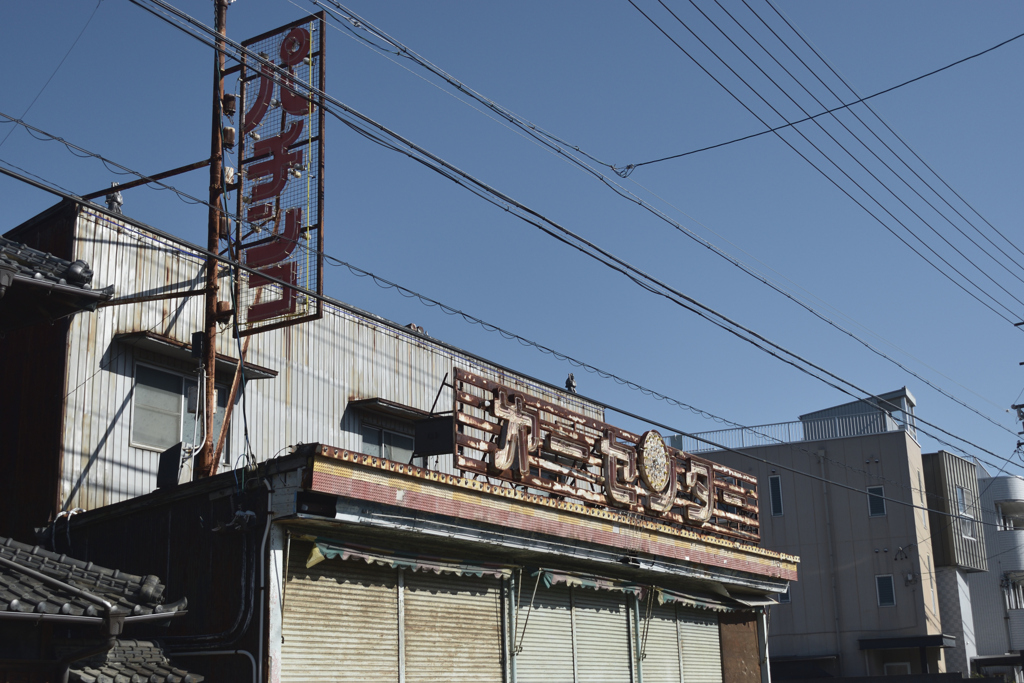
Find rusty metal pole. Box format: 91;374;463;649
199;0;229;478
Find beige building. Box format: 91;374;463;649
672;389;985;678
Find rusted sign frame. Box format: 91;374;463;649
233;13;326;337
452;368;760;542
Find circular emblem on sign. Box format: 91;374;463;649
637;430;670;492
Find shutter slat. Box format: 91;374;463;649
515;583;575;683
573;589;633;683
281;548;400;683
678;607;722;683
638;602;682;683
404;572;504;683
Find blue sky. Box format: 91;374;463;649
3;0;1024;476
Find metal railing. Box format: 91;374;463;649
677;412;917;454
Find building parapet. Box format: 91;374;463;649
676;412;918;454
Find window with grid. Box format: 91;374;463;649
956;486;975;539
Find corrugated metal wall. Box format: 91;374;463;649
922;451;987;572
61;209;603;511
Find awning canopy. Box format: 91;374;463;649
308;540;511;579
533;569;645;597
859;634;956;650
657;588;742;612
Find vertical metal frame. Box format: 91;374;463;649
233;12;326;337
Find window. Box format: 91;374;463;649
997;504;1024;531
956;486;975;539
778;585;791;603
769;475;784;516
131;364;229;461
867;486;886;517
917;470;927;530
1006;579;1024;610
360;425;415;465
876;575;896;607
927;555;936;612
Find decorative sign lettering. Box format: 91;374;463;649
235;14;325;336
452;368;760;542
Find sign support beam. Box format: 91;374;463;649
199;0;229;479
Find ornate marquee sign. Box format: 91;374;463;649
234;13;326;336
451;368;760;542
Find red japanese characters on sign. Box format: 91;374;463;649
451;368;760;542
235;14;325;335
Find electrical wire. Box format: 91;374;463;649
31;1;1024;471
630;0;1024;326
291;2;1018;435
7;159;1022;525
708;0;1024;295
18;0;1024;474
764;0;1024;273
0;0;104;151
622;23;1024;173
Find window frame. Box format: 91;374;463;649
130;361;231;462
875;574;896;607
768;475;784;517
956;486;975;540
130;362;187;452
867;485;887;517
360;423;416;465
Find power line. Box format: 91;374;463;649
0;0;104;151
631;0;1024;326
3;159;1019;526
622;23;1024;173
0;109;1008;504
38;0;1024;471
296;0;1017;439
763;0;1024;276
724;0;1024;289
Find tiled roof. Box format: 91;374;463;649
67;639;205;683
0;235;113;331
0;536;186;618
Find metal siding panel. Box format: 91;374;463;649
281;554;400;683
515;583;575;683
403;571;504;683
573;589;633;683
639;602;682;683
678;607;722;683
1010;610;1024;652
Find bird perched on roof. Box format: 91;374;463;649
565;373;577;394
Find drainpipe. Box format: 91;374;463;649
758;609;771;683
819;451;843;673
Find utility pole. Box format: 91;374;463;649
199;0;229;478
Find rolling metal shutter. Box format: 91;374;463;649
638;602;683;683
403;571;505;683
281;549;400;683
514;582;575;683
573;589;634;683
678;607;723;683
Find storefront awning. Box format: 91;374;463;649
657;587;741;612
308;540;511;579
533;569;645;597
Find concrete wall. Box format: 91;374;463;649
711;429;940;676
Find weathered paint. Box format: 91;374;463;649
60;207;604;514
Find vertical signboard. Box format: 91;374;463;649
235;13;325;336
